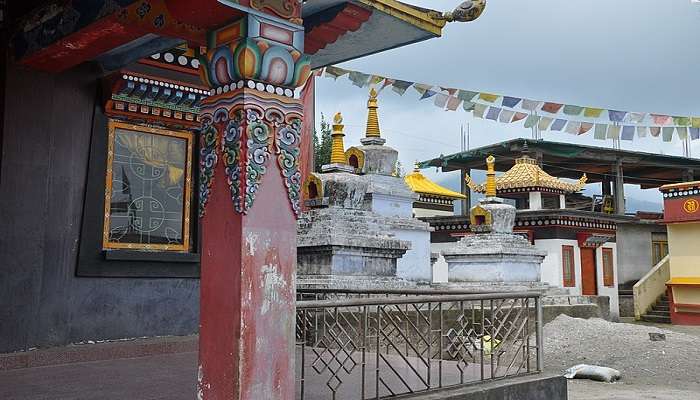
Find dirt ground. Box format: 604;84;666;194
543;315;700;400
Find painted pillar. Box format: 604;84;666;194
613;160;625;215
196;10;310;400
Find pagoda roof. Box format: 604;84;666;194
466;155;587;195
405;169;466;199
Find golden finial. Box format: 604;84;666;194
485;155;496;197
330;112;347;164
365;88;381;138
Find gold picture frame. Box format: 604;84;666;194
103;120;193;252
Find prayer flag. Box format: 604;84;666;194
650;127;661;137
565;121;581;135
627;112;645;123
678;127;689;140
691;118;700;128
662;127;674;142
579;122;593;134
608;125;621;139
379;78;395;92
594;124;607;140
479;92;499;103
486;107;502;121
473;103;487;119
637;126;648;138
463;101;476;111
442;87;458;96
511;112;528;123
524;115;540;128
502;96;522;108
420;89;437;100
538;117;553;130
691;127;700;140
521;99;541;111
608;110;627;122
584;107;604;118
563;105;583;116
541;102;564;114
325;66;349;79
651;114;671;125
458;90;478;102
413;83;432;95
499;110;515;123
621;125;635;140
446;96;462;111
673;116;690;126
348;71;371;87
369;75;384;85
391;80;413;95
434;93;449;108
550;119;567;131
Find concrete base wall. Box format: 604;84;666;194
403;375;567;400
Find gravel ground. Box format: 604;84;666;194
543;315;700;399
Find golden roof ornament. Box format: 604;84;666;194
329;112;347;165
431;0;487;23
365;87;381;138
465;155;587;194
405;163;466;199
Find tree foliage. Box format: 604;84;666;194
314;114;332;172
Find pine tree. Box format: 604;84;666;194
314;114;332;172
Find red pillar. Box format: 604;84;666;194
195;11;310;399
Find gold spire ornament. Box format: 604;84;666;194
485;155;497;197
365;88;381;138
329;112;347;164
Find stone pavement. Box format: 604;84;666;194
0;352;197;400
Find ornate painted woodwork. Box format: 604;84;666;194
105;71;208;128
303;3;373;55
198;87;303;217
198;14;310;91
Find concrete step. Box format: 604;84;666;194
641;314;672;324
618;289;633;296
646;310;670;317
653;305;670;312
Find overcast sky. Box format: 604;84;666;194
314;0;700;207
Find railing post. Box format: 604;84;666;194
535;296;544;372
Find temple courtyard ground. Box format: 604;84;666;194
1;316;698;399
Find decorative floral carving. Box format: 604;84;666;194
250;0;301;20
244;109;272;212
222;110;244;213
275;117;302;216
198;116;218;217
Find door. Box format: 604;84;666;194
580;248;598;295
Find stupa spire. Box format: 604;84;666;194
485;155;497;197
365;88;381;138
329;112;347;164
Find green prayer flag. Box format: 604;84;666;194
594;124;607;140
562;105;583;116
524;115;540;128
673;116;690;126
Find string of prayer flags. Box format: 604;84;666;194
316;65;700;143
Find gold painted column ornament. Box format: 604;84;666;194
330;112;347;164
485;155;497;197
366;88;381;138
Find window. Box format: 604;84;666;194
602;247;614;287
103;120;193;252
562;245;575;287
652;241;669;266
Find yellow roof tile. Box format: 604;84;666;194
466;155;587;194
405;170;466;199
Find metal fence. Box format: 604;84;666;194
295;291;543;400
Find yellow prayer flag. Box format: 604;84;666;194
478;93;499;103
692;117;700;129
583;107;603;118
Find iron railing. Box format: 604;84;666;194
295;291;543;400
